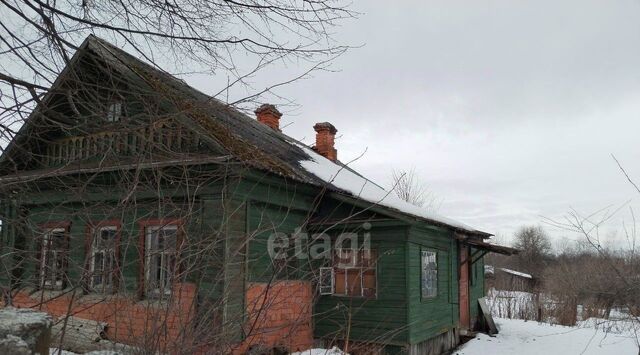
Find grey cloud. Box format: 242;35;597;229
190;0;640;245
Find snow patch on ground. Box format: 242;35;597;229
291;347;347;355
454;318;640;355
487;289;538;320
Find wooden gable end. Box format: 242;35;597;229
0;38;226;178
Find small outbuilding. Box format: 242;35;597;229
485;266;538;292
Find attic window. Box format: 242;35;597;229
106;101;123;122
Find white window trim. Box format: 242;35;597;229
421;250;438;300
331;248;377;298
319;267;334;295
106;101;123;122
145;225;178;298
89;226;118;293
40;228;66;290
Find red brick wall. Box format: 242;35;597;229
234;280;314;354
10;282;197;353
313;122;338;161
10;280;314;354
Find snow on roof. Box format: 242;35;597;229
484;265;495;274
499;268;532;279
291;141;488;235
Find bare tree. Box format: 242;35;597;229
541;156;640;353
390;168;440;211
512;226;551;276
0;0;356;150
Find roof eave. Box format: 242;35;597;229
329;191;492;237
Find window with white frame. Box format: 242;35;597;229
90;226;117;293
421;250;438;299
319;267;334;295
145;225;178;298
320;248;377;298
106;101;123;122
40;228;67;290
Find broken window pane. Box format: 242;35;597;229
145;225;178;298
331;248;377;298
421;250;438;299
90;226;118;293
40;228;67;290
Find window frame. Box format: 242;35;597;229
138;219;183;300
319;267;334;295
38;222;70;291
330;248;377;299
421;249;438;300
86;221;121;294
106;100;124;122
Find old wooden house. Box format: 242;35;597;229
0;35;516;354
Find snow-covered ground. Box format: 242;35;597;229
50;348;78;355
291;347;346;355
454;318;640;355
486;289;538;320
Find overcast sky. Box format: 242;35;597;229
192;0;640;247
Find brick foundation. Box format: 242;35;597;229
9;282;197;353
234;280;314;354
8;280;314;354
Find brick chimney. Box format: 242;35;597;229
313;122;338;161
255;104;282;131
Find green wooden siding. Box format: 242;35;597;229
236;175;316;283
246;201;310;282
406;225;458;345
222;198;247;341
1;164;488;350
314;225;410;345
19;200;206;293
0;200;22;287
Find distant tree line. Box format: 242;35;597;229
488;224;640;325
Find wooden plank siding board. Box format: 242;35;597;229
406;225;459;345
222;198;247;342
0;200;22;287
195;197;225;299
246;200;311;282
232;172;318;213
16;199;206;294
235;175;318;283
313;225;410;345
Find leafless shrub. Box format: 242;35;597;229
390;168;440;211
